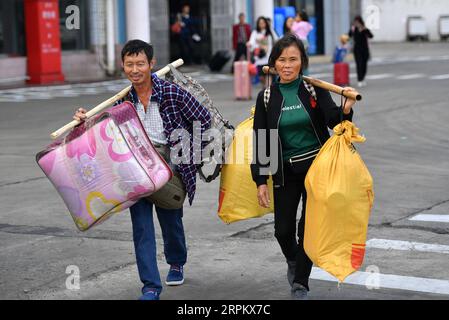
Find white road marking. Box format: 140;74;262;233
311;267;449;295
366;74;395;80
311;73;332;78
430;74;449;80
409;214;449;223
366;238;449;254
396;74;425;80
413;56;432;62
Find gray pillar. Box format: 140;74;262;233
323;0;351;56
211;0;234;53
88;0;105;47
149;1;169;66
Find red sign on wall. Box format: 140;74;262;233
25;0;65;84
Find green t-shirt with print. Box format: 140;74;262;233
278;77;321;162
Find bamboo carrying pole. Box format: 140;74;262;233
262;66;362;101
50;59;185;140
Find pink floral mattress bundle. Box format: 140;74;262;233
36;102;172;231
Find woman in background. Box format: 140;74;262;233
349;15;374;87
247;16;276;89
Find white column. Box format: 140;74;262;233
125;0;151;42
234;0;247;22
106;0;116;75
253;0;274;22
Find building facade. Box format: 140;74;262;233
0;0;354;87
360;0;449;42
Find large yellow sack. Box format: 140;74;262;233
304;121;374;282
217;108;274;224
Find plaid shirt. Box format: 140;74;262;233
135;100;168;145
115;74;212;205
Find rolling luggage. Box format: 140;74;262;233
209;50;231;72
334;62;350;87
233;60;252;100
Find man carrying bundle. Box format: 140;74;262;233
74;40;211;300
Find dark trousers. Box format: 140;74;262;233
130;199;187;295
354;50;369;82
234;43;248;62
179;36;193;65
273;163;313;290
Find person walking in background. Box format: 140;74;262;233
179;4;201;65
291;11;313;75
283;17;295;36
247;16;276;89
232;13;252;73
332;34;351;86
333;34;350;64
349;15;374;88
291;11;313;50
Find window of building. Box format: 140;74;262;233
0;0;26;57
59;0;90;51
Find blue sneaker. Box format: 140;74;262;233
165;264;184;286
139;289;160;301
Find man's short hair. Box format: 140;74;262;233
121;40;154;63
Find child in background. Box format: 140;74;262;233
333;34;350;63
332;34;351;86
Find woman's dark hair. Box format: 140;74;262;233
297;10;309;22
283;17;293;34
256;16;273;38
121;39;154;63
354;15;366;27
268;33;309;74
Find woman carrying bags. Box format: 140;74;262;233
251;34;358;300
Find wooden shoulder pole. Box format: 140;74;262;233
262;66;362;101
50;59;184;140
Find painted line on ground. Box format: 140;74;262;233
409;214;449;223
396;74;426;80
311;267;449;295
311;73;332;78
430;74;449;80
366;73;395;80
366;238;449;254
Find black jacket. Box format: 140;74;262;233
349;26;374;58
250;81;354;188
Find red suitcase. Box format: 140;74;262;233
234;60;252;100
334;62;350;87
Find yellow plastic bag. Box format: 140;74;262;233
217;108;274;224
304;121;374;282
